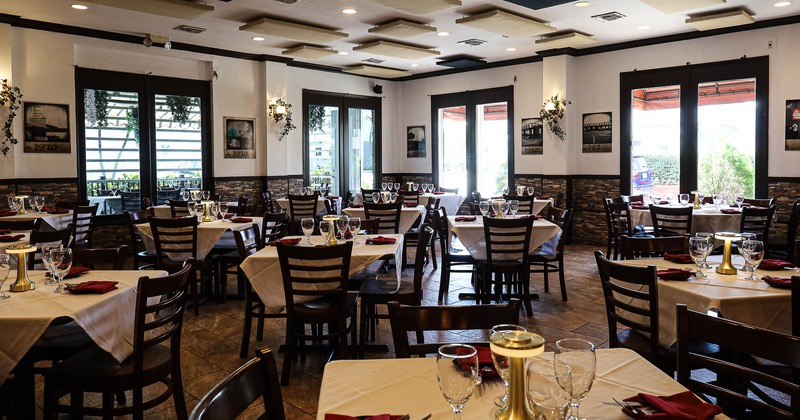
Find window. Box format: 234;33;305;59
620;57;768;198
76;68;212;215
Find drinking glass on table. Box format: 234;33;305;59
389;192;398;203
695;232;714;268
202;190;210;201
502;186;509;196
490;324;527;408
555;338;596;420
479;201;490;217
371;192;381;204
336;215;349;242
412;183;419;192
319;220;334;244
735;195;745;207
712;194;722;210
381;182;388;191
527;358;572;420
348;217;361;244
650;194;660;205
689;237;710;278
209;202;219;220
394;183;400;192
679;194;689;206
301;218;315;246
36;196;45;212
28;196;37;212
181;191;190;201
741;240;765;280
0;254;11;299
527;186;535;196
219;202;228;220
508;200;519;217
42;244;63;286
436;344;479;420
50;248;73;293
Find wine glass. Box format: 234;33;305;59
502;186;509;196
412;183;419;192
187;202;197;218
51;248;73;293
336;215;349;243
527;186;535;196
301;218;315;246
348;217;361;244
490;324;527;408
28;196;37;213
698;192;706;206
202;190;211;200
689;237;709;278
219;202;229;220
7;195;14;209
210;202;219;220
381;182;388;191
741;240;765;280
0;254;11;299
41;244;63;285
36;196;45;212
394;183;400;192
390;192;398;203
421;184;428;194
736;195;745;207
371;192;381;204
527;358;572;420
555;338;596;420
479;202;490;217
650;194;660;205
679;194;689;206
712;194;721;210
508;200;519;217
436;344;479;420
319;220;334;244
110;186;117;197
181;190;190;201
695;232;714;268
9;198;20;213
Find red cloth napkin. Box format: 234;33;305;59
67;280;118;294
327;195;340;199
657;268;693;280
456;345;498;378
325;414;405;420
48;266;91;279
454;216;476;222
349;203;364;208
720;208;740;214
0;234;24;242
763;276;793;289
230;217;253;223
538;195;551;199
267;238;302;246
631;204;649;210
404;204;418;208
664;253;694;264
224;213;234;219
623;391;722;420
47;209;70;214
519;215;543;220
41;206;55;212
630;201;645;206
658;200;671;205
758;259;795;270
0;210;17;217
366;236;396;245
433;191;445;195
0;229;11;235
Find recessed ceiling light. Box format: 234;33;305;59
252;36;265;41
338;51;349;55
342;8;357;14
71;4;88;9
410;63;419;67
775;1;792;6
506;47;517;51
574;1;590;6
437;31;450;36
638;25;651;29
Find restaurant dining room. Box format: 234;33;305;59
1;0;800;419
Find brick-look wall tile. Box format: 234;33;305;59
570;177;619;245
214;178;264;214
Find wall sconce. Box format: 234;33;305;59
544;100;556;111
268;98;296;141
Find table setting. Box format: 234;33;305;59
354;183;465;216
2;196;73;230
628;194;750;235
446;214;562;261
342;200;426;234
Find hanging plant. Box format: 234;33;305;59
125;105;140;142
85;89;111;128
309;104;325;133
0;79;22;156
539;94;571;141
166;95;196;125
268;98;296;141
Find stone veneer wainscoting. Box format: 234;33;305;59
568;176;619;246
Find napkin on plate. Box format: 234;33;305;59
433;191;445;195
758;259;795;270
66;280;118;294
404;204;418;208
230;217;253;223
267;238;302;246
762;276;793;289
664;253;694;264
456;345;498;378
656;268;693;280
454;216;476;222
0;229;12;235
0;234;24;242
366;236;396;245
631;204;649;210
325;414;406;420
0;210;17;217
349;203;364;208
623;391;722;420
720;208;741;214
47;209;70;214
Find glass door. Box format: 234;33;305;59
154;94;203;204
308;104;340;195
630;85;681;199
348;107;376;191
476;102;509;196
437;105;468;196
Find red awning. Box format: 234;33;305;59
632;79;755;110
441;103;508;121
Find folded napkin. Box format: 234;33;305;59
538;195;551;199
623;391;722;420
433;191;445;195
327;195;340;199
0;210;17;217
325;414;406;420
41;206;55;212
224;213;234;219
720;208;741;214
762;276;793;289
454;216;476;222
48;266;91;279
456;345;498;378
0;234;24;242
349;203;364;208
629;201;645;206
664;253;694;264
657;268;693;280
0;229;11;235
47;209;70;214
658;200;671;205
519;215;543;220
67;280;118;294
404;204;418;208
366;236;396;245
631;204;649;210
758;259;795;270
267;238;302;246
230;217;253;223
731;202;751;208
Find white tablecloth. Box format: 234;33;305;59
447;215;562;261
342;205;426;234
275;197;340;217
137;217;263;260
0;211;73;231
629;204;741;235
0;231;31;269
88;196;121;215
317;348;728;420
354;193;465;216
240;234;404;313
0;269;167;384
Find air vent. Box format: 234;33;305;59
174;25;206;34
362;58;386;64
458;38;487;47
592;11;626;22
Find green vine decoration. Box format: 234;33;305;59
268;98;296;141
94;90;110;128
309;104;325;133
166;95;196;125
539;94;571;141
125;105;140;143
0;79;22;155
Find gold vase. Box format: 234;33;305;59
715;232;741;275
7;245;36;292
490;331;545;420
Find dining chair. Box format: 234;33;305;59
603;199;631;260
399;190;421;206
503;193;536;215
120;191;141;212
363;202;402;234
767;200;800;259
739;204;776;243
189;348;285;420
434;208;479;303
126;208;157;270
619;235;688;259
70;204;99;248
619;194;644;203
261;211;288;246
439;187;459;194
262;191;275;214
287;193;319;234
54;199;89;210
42;263;193;420
479;216;535;316
649;204;693;237
142;196;152;208
361;188;379;204
402;198;438;269
676;304;800;419
72;246;128;270
27;223;73;270
169;199;192;218
554;192;566;209
530;207;573;301
277;242;357;385
157;189;181;204
324;196;339;215
0;218;41;231
742;197;775;207
387;299;521;358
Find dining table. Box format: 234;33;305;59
0;231;31;268
136;216;263;260
88;195;121;215
240;234;403;314
354;192;465;216
275;196;341;217
0;210;73;231
317;347;730;419
447;215;562;261
629;203;742;235
342;205;426;235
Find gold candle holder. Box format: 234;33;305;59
322;215;339;246
15;195;29;215
715;232;742;275
490;330;545;420
6;244;37;292
692;191;701;209
200;200;214;222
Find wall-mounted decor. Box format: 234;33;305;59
582;112;612;153
521;117;543;155
268;98;296;141
406;125;426;158
224;116;256;159
540;94;570;141
23;102;70;153
785;99;800;150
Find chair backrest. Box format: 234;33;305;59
503;194;536;215
739;204;776;242
399;191;420;206
343;191;353;206
361;189;379;204
27;223;74;269
364;202;402;234
189;348;285;420
234;223;263;261
554;191;566;209
72;246;128;270
287;193;319;221
793;276;800;337
142;196;152;209
236;196;249;209
149;216;199;270
619;194;644;203
410;225;434;303
594;251;661;358
262;191;275;214
786;201;800;261
439;187;459;194
277;242;353;319
324;196;339;215
0;218;41;231
607;201;633;239
433;208;453;256
127;208;154;253
543;207;573;258
620;235;688;259
261;212;287;244
649;204;693;236
118;192;141;212
483;216;534;264
676;304;800;419
387;299;521;358
55;199;90;210
157;189;181;205
169;200;192;218
742;197;774;207
359;218;380;234
472;191;482;202
71;204;99;247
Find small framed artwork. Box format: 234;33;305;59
23;102;71;153
582;112;612;153
521;117;543;155
224;116;256;159
785;100;800;150
407;125;426;158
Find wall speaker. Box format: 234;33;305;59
373;84;384;94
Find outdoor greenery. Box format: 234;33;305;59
643;155;679;185
165;95;196;125
309;105;325;133
125;105;140;142
0;78;22;155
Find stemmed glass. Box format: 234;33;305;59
0;254;10;299
555;338;596;420
650;194;661;205
394;183;400;192
181;190;190;201
389;192;398;203
526;186;535;196
36;196;45;212
697;192;706;206
741;240;765;280
336;215;349;243
712;194;721;210
695;232;714;268
689;237;710;278
348;217;361;244
412;183;419;192
9;198;20;213
436;344;479;420
50;248;73;293
187;202;197;219
479;202;490;217
381;182;388;191
679;194;689;206
490;324;527;408
7;195;15;209
502;186;509;195
527;358;572;420
219;202;228;220
202;190;211;201
110;186;118;197
42;244;63;285
371;192;381;204
210;202;219;220
28;196;37;213
508;200;519;217
319;220;334;244
301;218;315;246
735;195;745;207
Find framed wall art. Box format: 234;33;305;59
407;125;426;158
582;112;612;153
786;99;800;150
23;102;70;153
521;117;543;155
224;116;256;159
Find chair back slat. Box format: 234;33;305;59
399;191;420;206
483;216;533;263
287;194;319;221
649;204;692;236
503;194;536;215
72;246;128;270
620;235;688;259
169;200;191;218
277;242;352;315
28;223;73;269
364;202;402;234
149;216;198;268
72;204;99;247
740;205;775;242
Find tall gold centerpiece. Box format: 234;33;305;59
322;215;339;246
15;195;29;214
714;232;742;275
490;330;545;420
692;191;701;209
200;200;214;222
6;244;37;291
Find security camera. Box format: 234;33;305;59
143;35;153;48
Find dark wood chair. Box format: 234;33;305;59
262;191;275;214
503;193;536;215
189;348;285;420
619;194;644;203
676;304;800;419
767;200;800;259
619;235;688;259
277;242;357;385
387;299;521;358
324;196;339;215
364;202;402;234
361;188;379;204
402;198;438;269
649;204;693;237
359;218;380;234
261;212;288;246
127;208;157;270
142;196;152;209
554;191;566;209
478;216;535;316
72;246;128;270
742;197;775;207
434;208;479;303
399;190;421;206
287;193;319;234
0;218;41;231
70;204;99;248
169;200;192;218
27;224;73;270
42;263;193;420
120;192;141;213
55;200;90;210
530;207;573;301
739;204;776;242
604;199;632;260
439;187;459;194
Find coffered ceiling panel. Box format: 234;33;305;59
353;40;440;60
80;0;214;20
239;17;348;43
367;0;461;15
456;9;556;38
342;64;412;78
282;45;339;59
639;0;728;14
535;32;597;49
368;20;437;38
685;9;755;31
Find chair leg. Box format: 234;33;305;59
521;271;533;317
543;265;550;293
559;265;567;301
190;271;199;316
256;306;265;341
438;266;451;303
240;306;253;359
281;323;297;386
430;241;438;270
172;361;189;420
102;392;115;420
359;301;368;358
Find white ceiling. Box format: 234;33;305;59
1;0;798;76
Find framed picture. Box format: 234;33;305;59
521;117;543;155
582;112;612;153
23;102;70;153
785;100;800;150
407;125;426;158
224;116;256;159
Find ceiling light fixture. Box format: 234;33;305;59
338;51;349;55
71;4;88;10
638;25;651;29
506;47;517;51
574;1;590;6
775;1;792;6
410;63;419;67
438;31;450;36
252;36;265;41
342;8;357;14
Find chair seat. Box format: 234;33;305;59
618;329;720;369
296;292;358;315
359;277;415;299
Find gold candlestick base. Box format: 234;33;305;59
6;245;37;292
715;232;741;275
491;331;545;420
201;200;214;222
16;195;29;215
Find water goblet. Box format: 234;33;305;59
187;202;197;217
526;358;572;420
712;194;721;210
9;197;20;213
736;195;745;207
508;200;519;217
490;324;527;408
181;191;190;201
555;338;596;420
390;192;398;203
394;183;400;192
210;202;219;220
650;194;661;205
741;240;764;280
698;193;706;205
689;237;709;278
502;186;509;196
319;220;334;244
421;184;428;194
436;344;479;420
301;218;315;246
28;197;37;213
695;232;714;268
336;215;349;242
219;203;228;220
51;248;73;293
202;190;210;200
371;192;381;204
479;201;490;217
7;195;14;209
526;186;535;196
381;182;388;191
42;244;63;286
110;186;117;197
0;254;11;299
348;217;361;244
679;194;689;206
412;183;419;192
36;196;45;212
